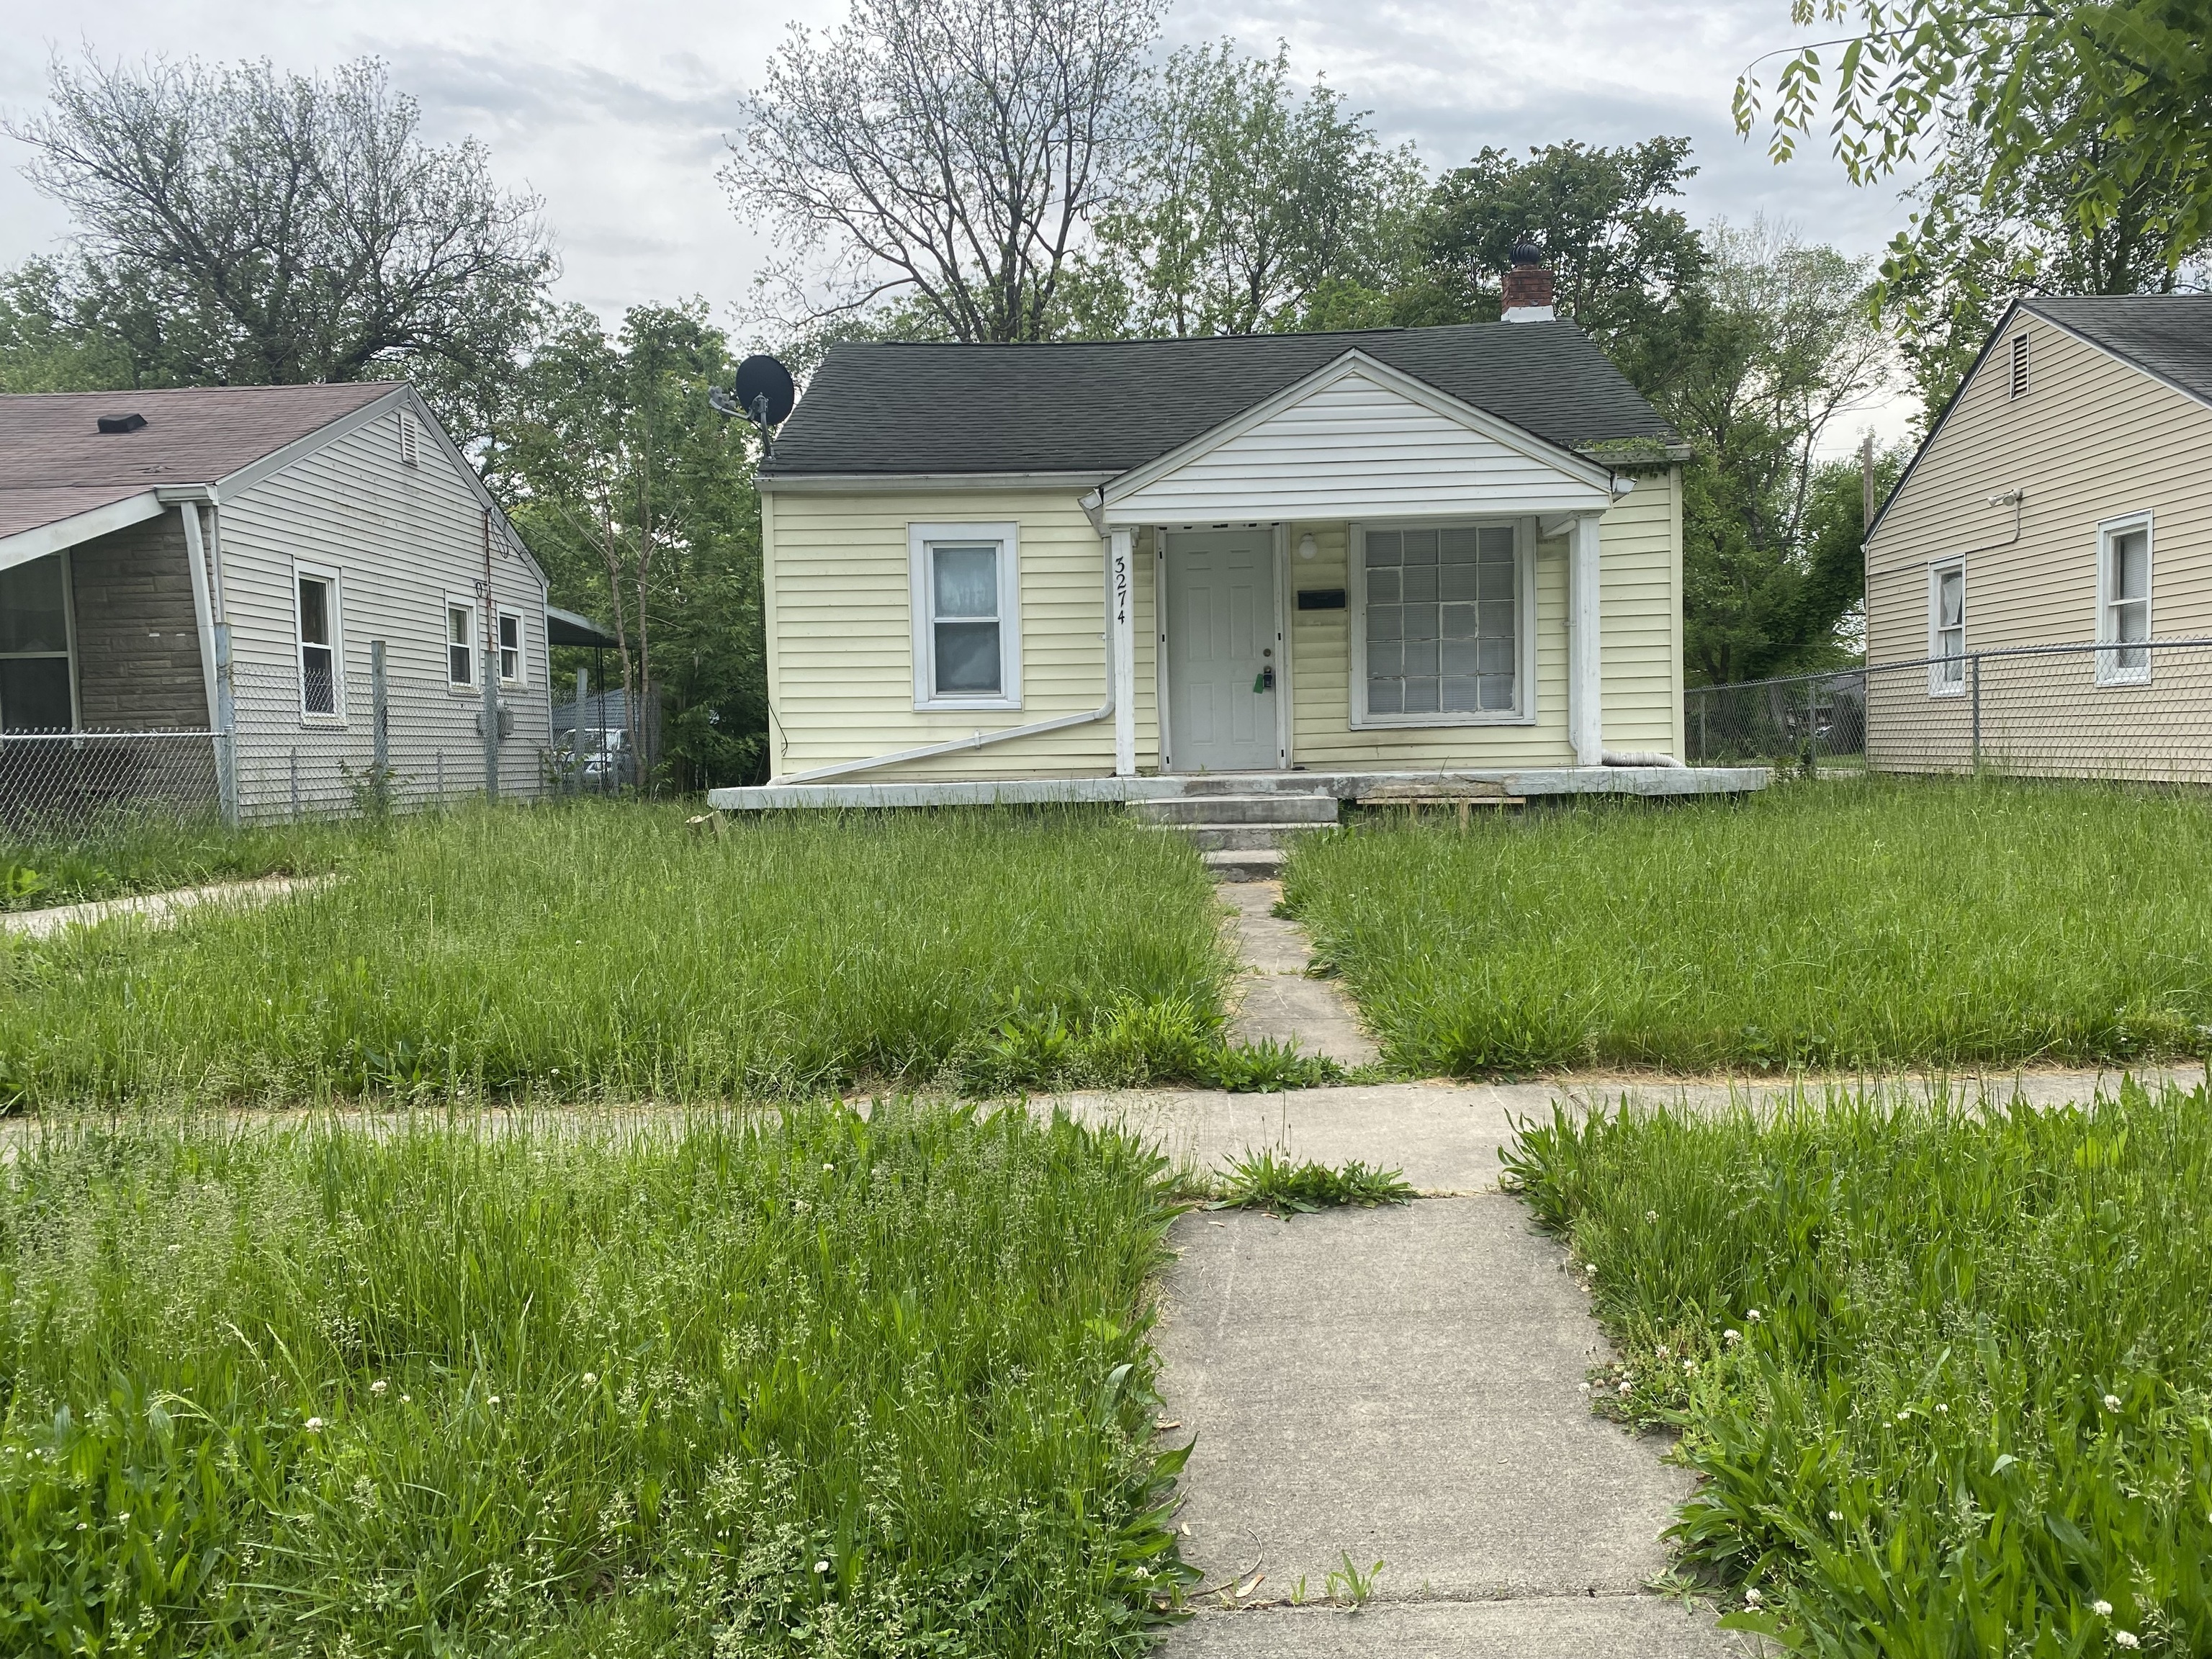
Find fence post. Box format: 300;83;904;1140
1970;653;1982;773
371;640;389;781
214;624;240;828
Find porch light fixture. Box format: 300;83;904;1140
1297;533;1318;561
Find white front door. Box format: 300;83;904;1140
1164;528;1279;771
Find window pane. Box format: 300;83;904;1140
1402;677;1440;714
1367;678;1402;714
1478;601;1514;639
1366;604;1402;643
2114;531;2148;601
1404;606;1438;642
1439;603;1478;644
1478;526;1515;561
449;607;471;647
1368;639;1403;678
302;644;336;716
1439;528;1480;565
1364;531;1401;569
1367;567;1401;604
1401;565;1437;605
1478;638;1514;675
0;657;72;731
0;554;68;655
299;578;331;647
1441;636;1480;675
2115;598;2149;643
1937;570;1963;629
1441;675;1481;712
1403;637;1439;677
1439;562;1480;603
932;546;998;619
934;620;1002;694
1401;530;1437;566
1479;674;1515;711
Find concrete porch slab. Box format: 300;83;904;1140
1173;1596;1747;1657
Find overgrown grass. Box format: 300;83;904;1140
1200;1149;1414;1215
1;811;357;911
1504;1082;2212;1655
0;803;1235;1106
1284;777;2212;1074
0;1103;1192;1657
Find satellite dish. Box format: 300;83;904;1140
732;354;796;426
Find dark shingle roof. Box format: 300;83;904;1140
763;322;1673;478
0;382;399;541
2023;295;2212;408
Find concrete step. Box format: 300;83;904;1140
1179;775;1336;798
1180;823;1329;852
1131;794;1339;827
1202;848;1286;881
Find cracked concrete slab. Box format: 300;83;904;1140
1173;1596;1752;1656
1220;881;1380;1069
1154;1198;1716;1621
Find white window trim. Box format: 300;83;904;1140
909;521;1022;711
1927;560;1966;698
292;559;346;724
445;593;480;693
497;607;529;688
1348;517;1538;728
2095;511;2153;687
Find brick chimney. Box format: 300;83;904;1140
1501;240;1555;322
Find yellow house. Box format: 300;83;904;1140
713;310;1764;844
1862;295;2212;782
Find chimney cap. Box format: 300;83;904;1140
1509;239;1544;269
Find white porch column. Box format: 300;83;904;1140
1568;511;1604;767
1109;526;1137;775
176;500;221;729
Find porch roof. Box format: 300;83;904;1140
763;321;1675;481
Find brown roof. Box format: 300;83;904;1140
0;382;401;542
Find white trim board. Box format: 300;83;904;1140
0;491;164;572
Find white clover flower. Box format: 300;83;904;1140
1656;1346;1671;1359
2092;1600;2113;1617
166;1244;181;1254
487;1395;501;1408
1897;1411;1910;1424
2114;1632;2139;1650
370;1380;387;1396
1827;1510;1843;1522
1745;1309;1763;1323
1645;1210;1659;1223
1683;1359;1699;1375
814;1560;830;1573
582;1372;598;1387
1586;1264;1598;1277
1743;1588;1763;1608
400;1394;413;1404
1578;1381;1591;1393
1723;1328;1742;1345
2104;1394;2122;1412
305;1417;324;1431
1618;1380;1633;1397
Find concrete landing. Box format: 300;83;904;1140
1220;881;1380;1069
1174;1596;1740;1655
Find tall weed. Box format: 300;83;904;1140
0;1104;1191;1656
1503;1081;2212;1655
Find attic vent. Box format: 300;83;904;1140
398;409;421;467
2008;332;2029;399
96;412;147;434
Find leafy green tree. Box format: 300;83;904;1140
0;258;137;392
494;304;766;790
3;53;552;441
1398;138;1706;352
1073;41;1425;338
1659;222;1894;683
1737;0;2212;292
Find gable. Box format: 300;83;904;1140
1097;356;1615;526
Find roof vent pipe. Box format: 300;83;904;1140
1501;243;1555;323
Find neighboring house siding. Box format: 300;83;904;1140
766;487;1148;781
68;508;208;729
1868;314;2212;656
1108;367;1602;523
1863;313;2212;779
218;401;551;814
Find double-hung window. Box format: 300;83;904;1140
447;601;477;689
910;522;1021;709
1354;523;1528;724
1928;562;1966;695
2097;514;2152;685
498;611;525;686
0;552;77;732
295;566;343;720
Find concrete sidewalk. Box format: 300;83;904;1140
1;874;326;940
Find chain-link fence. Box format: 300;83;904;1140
1;657;554;832
1687;639;2212;784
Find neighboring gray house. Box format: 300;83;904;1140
0;383;551;818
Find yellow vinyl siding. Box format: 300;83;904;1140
765;487;1151;781
1866;315;2212;660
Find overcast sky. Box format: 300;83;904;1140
0;0;1919;445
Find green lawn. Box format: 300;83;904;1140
0;1104;1189;1657
1505;1082;2212;1655
1;811;356;911
1284;778;2212;1074
0;803;1238;1107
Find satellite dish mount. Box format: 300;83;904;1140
710;354;797;457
